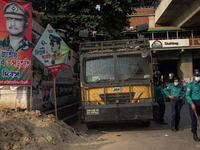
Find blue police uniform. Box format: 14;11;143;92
164;83;185;129
155;85;166;123
186;80;200;134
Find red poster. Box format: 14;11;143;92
0;0;32;85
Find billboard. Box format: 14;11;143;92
0;0;32;85
56;50;73;98
150;39;189;48
32;24;70;77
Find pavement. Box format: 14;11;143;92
71;99;200;150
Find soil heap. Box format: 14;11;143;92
0;108;84;150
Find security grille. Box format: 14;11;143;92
80;39;149;54
99;92;136;104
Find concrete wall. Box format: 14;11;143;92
155;0;172;23
177;51;193;83
0;86;28;110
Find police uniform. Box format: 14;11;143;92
0;36;31;52
186;72;200;140
155;85;167;124
0;2;32;52
164;83;185;130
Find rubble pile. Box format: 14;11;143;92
0;108;82;150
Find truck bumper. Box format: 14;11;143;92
79;102;159;123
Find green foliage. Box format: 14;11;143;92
27;0;136;51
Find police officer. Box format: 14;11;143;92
186;71;200;141
164;77;185;132
0;2;32;52
155;81;168;124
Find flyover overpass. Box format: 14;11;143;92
155;0;200;28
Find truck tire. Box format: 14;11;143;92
141;121;151;127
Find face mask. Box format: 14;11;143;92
195;77;200;82
174;82;179;86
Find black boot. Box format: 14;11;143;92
193;133;200;142
171;126;177;132
160;120;168;125
176;126;183;131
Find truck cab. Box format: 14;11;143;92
75;26;160;128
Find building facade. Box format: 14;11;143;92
127;0;200;86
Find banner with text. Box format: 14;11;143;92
56;50;73;97
0;0;32;85
32;24;70;77
150;39;189;48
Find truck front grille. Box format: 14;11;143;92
99;92;135;104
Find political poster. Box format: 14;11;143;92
32;24;70;77
0;0;32;85
56;49;73;98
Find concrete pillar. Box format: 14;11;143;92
177;51;193;83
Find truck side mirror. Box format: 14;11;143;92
141;50;149;58
74;63;80;73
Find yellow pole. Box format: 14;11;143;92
194;110;200;127
30;73;33;110
54;77;57;117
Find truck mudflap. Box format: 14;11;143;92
79;102;159;123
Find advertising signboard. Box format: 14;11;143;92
32;24;70;77
0;0;32;85
150;39;189;48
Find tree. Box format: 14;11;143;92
27;0;136;51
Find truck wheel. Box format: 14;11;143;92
86;123;94;129
141;121;151;127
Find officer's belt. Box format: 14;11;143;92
193;100;200;103
173;97;180;99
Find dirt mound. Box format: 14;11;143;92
0;109;84;150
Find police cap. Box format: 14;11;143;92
193;71;200;76
49;34;61;44
4;2;30;19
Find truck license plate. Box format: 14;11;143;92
86;109;99;115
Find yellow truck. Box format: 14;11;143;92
75;28;160;128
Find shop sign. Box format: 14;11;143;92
150;39;189;48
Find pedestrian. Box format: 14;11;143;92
155;81;168;125
185;71;200;141
164;77;185;132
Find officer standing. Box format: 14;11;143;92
155;81;168;124
0;2;31;52
186;71;200;142
164;77;185;132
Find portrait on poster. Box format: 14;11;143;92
0;0;32;85
0;2;32;52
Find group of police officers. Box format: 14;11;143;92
156;71;200;142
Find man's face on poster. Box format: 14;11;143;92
5;14;26;36
51;42;60;53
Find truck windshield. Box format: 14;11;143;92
117;54;150;81
84;56;114;83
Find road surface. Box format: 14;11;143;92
71;100;200;150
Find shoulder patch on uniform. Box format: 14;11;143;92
187;88;190;91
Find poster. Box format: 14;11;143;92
0;0;32;85
32;24;70;77
56;50;73;98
